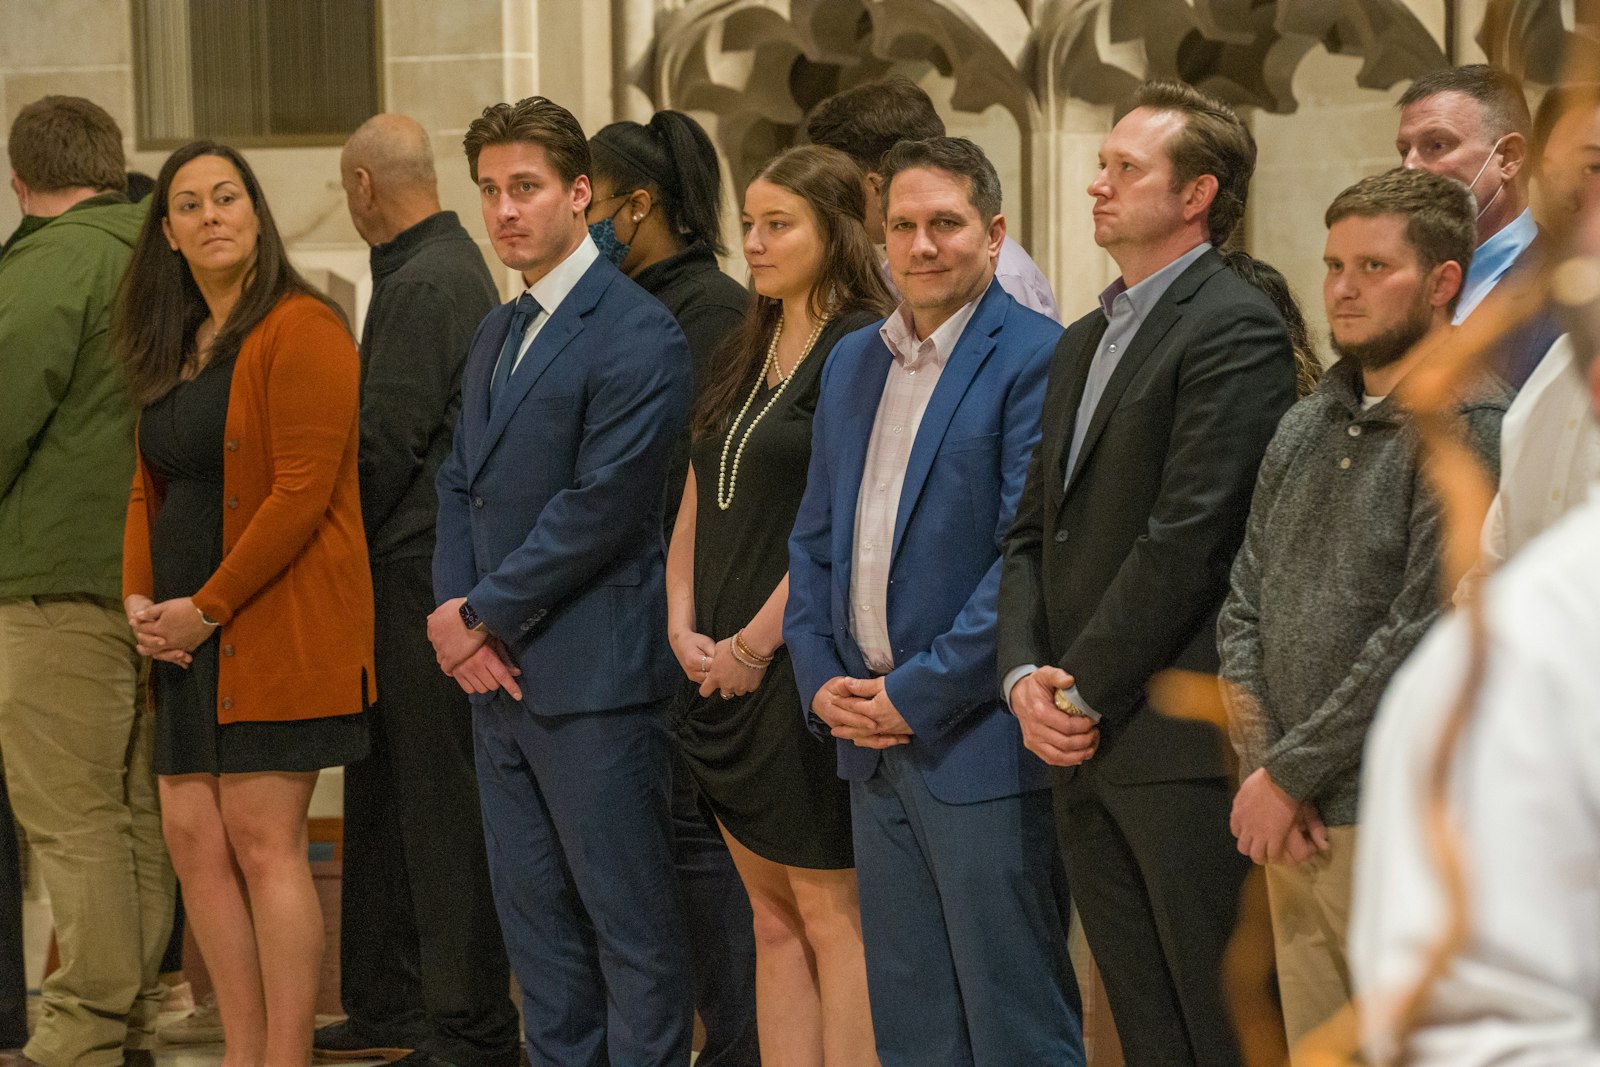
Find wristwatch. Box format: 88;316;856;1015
459;600;489;633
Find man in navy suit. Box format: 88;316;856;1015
426;96;693;1067
786;137;1084;1066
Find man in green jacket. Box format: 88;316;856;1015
0;96;173;1067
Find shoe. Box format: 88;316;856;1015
158;993;224;1044
158;979;195;1017
386;1054;458;1067
313;1020;415;1063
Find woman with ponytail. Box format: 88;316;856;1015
587;111;764;1065
587;110;748;412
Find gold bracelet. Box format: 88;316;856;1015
731;630;773;669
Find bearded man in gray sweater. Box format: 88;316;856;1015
1217;166;1508;1063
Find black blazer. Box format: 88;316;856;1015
997;248;1297;784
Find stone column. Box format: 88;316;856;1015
615;0;659;120
1024;92;1117;312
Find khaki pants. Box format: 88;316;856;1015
1264;823;1358;1065
0;595;174;1067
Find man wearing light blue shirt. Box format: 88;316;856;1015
1396;64;1562;388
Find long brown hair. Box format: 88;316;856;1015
114;141;340;406
691;144;894;440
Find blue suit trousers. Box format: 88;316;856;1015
851;746;1085;1066
473;696;692;1067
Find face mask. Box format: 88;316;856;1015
588;192;642;267
1466;135;1508;221
589;216;631;266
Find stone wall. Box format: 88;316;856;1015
1;0;1530;337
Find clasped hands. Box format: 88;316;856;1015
1008;665;1099;767
811;675;912;749
670;628;766;699
427;597;523;701
124;594;212;668
1230;766;1330;866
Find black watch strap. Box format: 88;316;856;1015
459;600;488;633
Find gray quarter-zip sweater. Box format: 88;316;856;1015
1217;357;1508;825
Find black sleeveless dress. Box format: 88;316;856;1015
139;357;368;776
673;312;874;869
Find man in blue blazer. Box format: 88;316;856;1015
786;137;1084;1066
427;97;693;1067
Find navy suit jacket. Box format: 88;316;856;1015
785;281;1059;804
433;253;691;715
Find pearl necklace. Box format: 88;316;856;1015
716;314;828;510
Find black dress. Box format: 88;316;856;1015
674;312;875;869
140;357;368;776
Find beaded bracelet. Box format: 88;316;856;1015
731;630;774;670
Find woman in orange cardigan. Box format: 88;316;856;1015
117;141;373;1067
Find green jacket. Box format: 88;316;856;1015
0;193;147;599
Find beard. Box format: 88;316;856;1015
1330;291;1433;371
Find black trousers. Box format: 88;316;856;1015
1054;766;1250;1067
339;556;519;1067
0;764;26;1049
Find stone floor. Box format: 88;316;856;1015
150;1020;382;1067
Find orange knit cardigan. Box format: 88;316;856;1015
124;293;375;724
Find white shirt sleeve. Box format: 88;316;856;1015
1352;560;1600;1066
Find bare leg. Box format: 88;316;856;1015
720;824;823;1067
790;865;879;1067
218;772;321;1067
160;774;267;1067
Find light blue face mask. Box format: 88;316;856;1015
589;216;631;266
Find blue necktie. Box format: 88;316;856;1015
490;292;542;400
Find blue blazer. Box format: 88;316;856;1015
785;281;1060;804
433;254;691;715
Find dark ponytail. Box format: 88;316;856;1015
590;110;727;255
1221;250;1323;398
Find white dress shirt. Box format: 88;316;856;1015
848;297;979;673
1480;334;1600;567
994;236;1060;323
1351;490;1600;1066
500;232;600;378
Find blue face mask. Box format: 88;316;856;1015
589;216;631;266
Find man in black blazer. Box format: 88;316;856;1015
998;80;1297;1067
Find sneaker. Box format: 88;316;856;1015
158;979;195;1018
158;994;224;1045
313;1019;415;1063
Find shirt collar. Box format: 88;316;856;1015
1458;208;1536;320
878;288;984;369
523;232;600;318
1099;241;1212;322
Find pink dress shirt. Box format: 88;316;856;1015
848;297;981;672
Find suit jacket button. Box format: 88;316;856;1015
473;496;485;508
225;439;239;452
226;496;239;509
1054;529;1069;543
222;644;234;657
520;620;533;632
221;697;234;711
